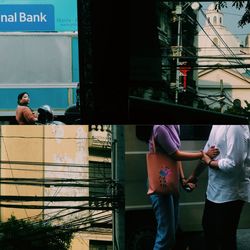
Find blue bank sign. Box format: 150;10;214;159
0;5;55;31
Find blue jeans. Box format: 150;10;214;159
150;193;179;250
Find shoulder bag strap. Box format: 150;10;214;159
151;136;156;153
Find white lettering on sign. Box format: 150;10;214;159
0;13;17;22
19;12;47;23
0;12;47;23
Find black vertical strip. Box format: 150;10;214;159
77;0;128;123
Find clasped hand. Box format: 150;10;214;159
182;146;220;192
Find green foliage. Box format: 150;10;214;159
216;1;250;27
224;99;250;117
196;98;250;118
0;216;73;250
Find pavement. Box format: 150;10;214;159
127;228;250;250
173;229;250;250
237;229;250;250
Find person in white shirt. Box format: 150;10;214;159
186;125;250;250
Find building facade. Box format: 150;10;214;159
0;1;79;122
0;125;113;250
129;1;199;106
197;3;250;111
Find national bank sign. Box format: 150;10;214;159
0;5;55;31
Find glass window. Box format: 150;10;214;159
89;161;111;198
135;125;212;141
213;37;219;46
0;35;71;84
213;16;217;25
135;125;153;142
180;125;212;140
90;240;112;250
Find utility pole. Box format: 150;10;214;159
220;79;224;112
175;3;182;103
174;2;201;103
111;125;125;250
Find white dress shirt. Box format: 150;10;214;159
204;125;250;203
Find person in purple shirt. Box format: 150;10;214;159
149;125;219;250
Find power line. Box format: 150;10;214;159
170;12;250;71
0;167;86;174
2;135;29;218
162;63;250;69
200;8;243;64
197;33;250;37
0;210;112;247
197;6;250;85
169;56;250;60
0;128;116;242
0;195;116;202
187;10;237;66
0;160;98;168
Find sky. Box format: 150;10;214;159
198;1;250;45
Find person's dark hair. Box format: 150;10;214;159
17;92;28;105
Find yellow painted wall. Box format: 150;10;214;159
0;125;111;250
42;125;90;226
0;125;44;220
70;235;89;250
0;125;89;217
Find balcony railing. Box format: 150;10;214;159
88;125;112;149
